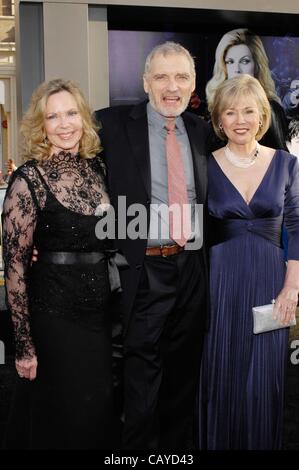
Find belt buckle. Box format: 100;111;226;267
161;245;169;258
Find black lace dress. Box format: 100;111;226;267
2;152;117;449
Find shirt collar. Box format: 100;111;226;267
147;102;185;135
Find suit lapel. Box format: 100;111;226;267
124;104;207;203
126;102;151;199
183;114;207;204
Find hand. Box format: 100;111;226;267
31;247;39;264
273;286;298;325
15;355;38;381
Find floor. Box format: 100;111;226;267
0;309;298;450
283;319;299;450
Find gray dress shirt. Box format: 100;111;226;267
147;103;197;247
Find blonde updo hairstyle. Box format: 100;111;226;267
210;74;271;141
20;78;101;162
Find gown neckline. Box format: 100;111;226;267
210;150;278;207
35;162;105;219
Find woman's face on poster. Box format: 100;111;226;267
224;44;255;79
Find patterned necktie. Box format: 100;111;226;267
165;121;192;247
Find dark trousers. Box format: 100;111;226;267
122;250;207;450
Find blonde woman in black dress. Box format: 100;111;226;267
3;79;120;449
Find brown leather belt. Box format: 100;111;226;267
145;244;184;257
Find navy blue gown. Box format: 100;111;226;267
198;150;299;450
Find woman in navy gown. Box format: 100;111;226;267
198;74;299;450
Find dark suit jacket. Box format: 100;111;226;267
95;101;210;333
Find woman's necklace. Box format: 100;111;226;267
224;141;260;168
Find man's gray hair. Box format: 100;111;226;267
144;41;195;77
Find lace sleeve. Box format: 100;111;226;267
2;175;38;360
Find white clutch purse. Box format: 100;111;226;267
252;301;297;334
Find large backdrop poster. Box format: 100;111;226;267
108;30;299;120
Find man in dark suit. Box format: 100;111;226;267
95;42;209;450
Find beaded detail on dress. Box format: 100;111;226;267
2;152;110;359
